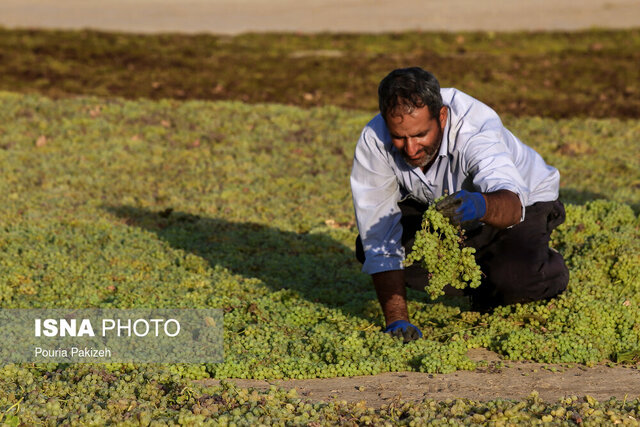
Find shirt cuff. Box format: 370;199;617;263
362;254;404;275
512;190;527;223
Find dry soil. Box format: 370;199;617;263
197;349;640;406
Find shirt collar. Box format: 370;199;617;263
437;106;451;158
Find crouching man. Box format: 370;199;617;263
350;67;569;342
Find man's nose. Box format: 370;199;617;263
405;138;421;157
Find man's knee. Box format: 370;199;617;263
489;248;569;304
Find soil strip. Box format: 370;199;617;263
196;349;640;407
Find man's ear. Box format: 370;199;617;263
439;106;448;129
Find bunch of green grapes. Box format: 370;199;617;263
404;201;482;299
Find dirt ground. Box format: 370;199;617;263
197;349;640;406
1;0;639;34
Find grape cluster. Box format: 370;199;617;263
404;201;482;299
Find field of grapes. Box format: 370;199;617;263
0;28;639;424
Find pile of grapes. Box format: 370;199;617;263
1;93;639;422
404;201;482;299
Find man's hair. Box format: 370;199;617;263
378;67;443;120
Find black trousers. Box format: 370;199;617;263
356;198;569;307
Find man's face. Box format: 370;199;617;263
385;105;448;170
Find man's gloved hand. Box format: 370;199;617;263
435;190;486;225
384;320;423;343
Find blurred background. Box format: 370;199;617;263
1;0;639;34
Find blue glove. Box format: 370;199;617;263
384;320;423;343
435;190;486;225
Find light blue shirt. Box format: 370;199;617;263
350;88;560;275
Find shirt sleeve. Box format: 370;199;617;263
350;126;404;275
460;127;529;222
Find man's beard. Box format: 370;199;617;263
403;142;440;168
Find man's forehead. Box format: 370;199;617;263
386;105;434;123
389;102;419;116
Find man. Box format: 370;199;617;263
350;67;569;343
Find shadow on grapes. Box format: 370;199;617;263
560;188;639;214
106;205;387;321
